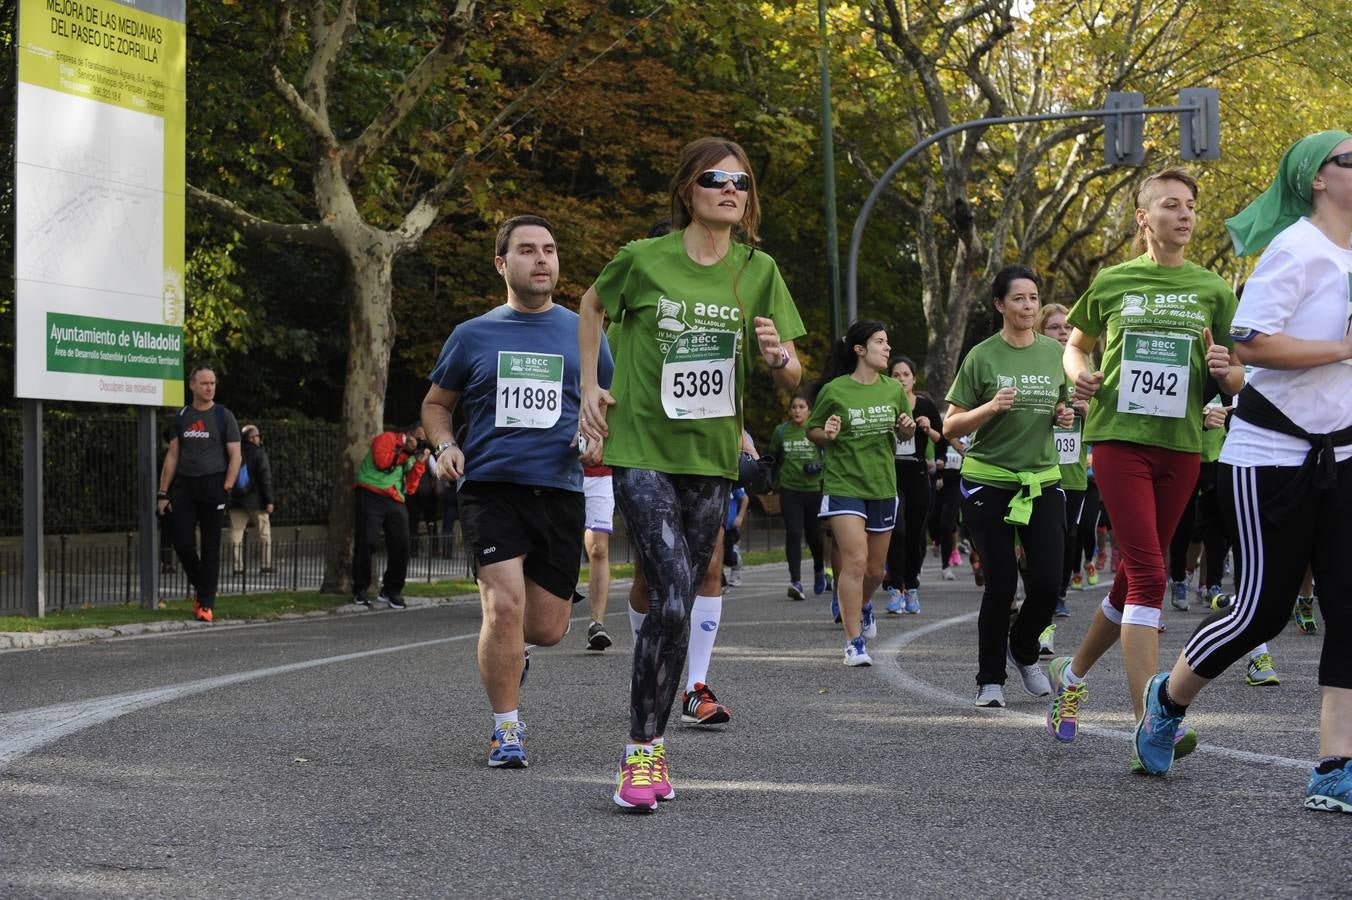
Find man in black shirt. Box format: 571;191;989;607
157;364;242;622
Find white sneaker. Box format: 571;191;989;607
860;603;878;639
1008;647;1052;697
1038;623;1056;657
844;637;873;667
974;684;1005;707
942;568;955;581
728;565;743;587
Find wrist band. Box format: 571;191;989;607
157;491;169;499
767;346;790;370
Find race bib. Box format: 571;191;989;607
894;435;916;458
944;446;962;469
496;351;563;429
1054;423;1082;465
661;330;736;420
1118;331;1192;419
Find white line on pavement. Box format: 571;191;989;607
875;611;1315;772
0;632;480;772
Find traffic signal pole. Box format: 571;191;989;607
843;89;1219;326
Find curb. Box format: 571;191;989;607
0;593;477;652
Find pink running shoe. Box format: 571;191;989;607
651;741;675;801
948;549;962;568
613;746;657;811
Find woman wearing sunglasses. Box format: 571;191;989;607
1136;131;1352;813
578;137;806;812
1043;167;1243;764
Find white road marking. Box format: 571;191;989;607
875;611;1315;771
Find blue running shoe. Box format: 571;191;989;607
1054;597;1070;618
787;582;806;602
904;588;920;614
814;571;828;595
1133;673;1183;775
1305;759;1352;813
1169;580;1189;612
831;587;841;624
885;587;904;614
861;602;877;638
488;722;528;768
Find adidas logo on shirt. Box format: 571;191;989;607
183;418;211;438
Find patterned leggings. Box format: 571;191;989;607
613;467;730;742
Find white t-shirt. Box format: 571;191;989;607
1221;217;1352;467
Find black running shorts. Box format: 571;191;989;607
458;481;584;601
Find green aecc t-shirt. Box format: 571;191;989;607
946;332;1067;483
595;231;806;479
771;421;823;493
806;374;910;500
1067;255;1237;454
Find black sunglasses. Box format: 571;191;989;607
1323;151;1352;169
695;169;751;191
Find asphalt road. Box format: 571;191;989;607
1;556;1346;898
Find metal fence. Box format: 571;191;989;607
0;412;342;535
0;514;789;616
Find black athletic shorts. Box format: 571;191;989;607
458;480;584;601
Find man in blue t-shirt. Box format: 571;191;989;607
421;214;613;770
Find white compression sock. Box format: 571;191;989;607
493;710;520;729
1249;643;1270;659
685;594;723;691
629;603;646;640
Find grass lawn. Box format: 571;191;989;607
0;548;788;633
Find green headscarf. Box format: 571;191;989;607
1225;129;1352;256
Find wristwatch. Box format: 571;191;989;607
436;440;455;454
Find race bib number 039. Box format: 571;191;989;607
1118;331;1192;419
496;351;563;429
661;330;736;420
1054;423;1081;465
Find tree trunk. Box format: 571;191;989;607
320;232;397;594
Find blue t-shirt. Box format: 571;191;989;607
726;486;746;531
428;304;613;493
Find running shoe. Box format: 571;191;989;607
1038;623;1056;658
1210;592;1233;612
1245;653;1280;686
904;588;921;614
1132;673;1183;775
974;684;1005;708
1046;657;1087;742
942;567;955;581
1200;584;1222;608
352;592;370;607
1095;547;1109;572
381;593;407;610
586;621;612;651
972;562;984;587
1293;596;1317;635
1169;580;1190;612
193;600;214;624
861;602;877;639
1054;596;1070;618
650;741;675;801
1130;726;1198;773
813;571;828;595
844;636;872;667
727;565;742;587
681;682;731;726
1070;572;1083;591
1304;759;1352;814
948;549;962;568
788;582;806;602
1084;562;1099;587
831;587;841;624
488;722;528;768
613;746;657;811
1007;647;1051;697
885;587;904;614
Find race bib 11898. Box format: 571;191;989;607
496;351;563;429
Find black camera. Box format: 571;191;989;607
802;461;824;475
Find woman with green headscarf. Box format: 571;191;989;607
1138;130;1352;815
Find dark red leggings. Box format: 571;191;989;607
1093;441;1200;628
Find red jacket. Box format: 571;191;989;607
354;431;426;503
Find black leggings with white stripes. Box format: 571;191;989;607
1183;460;1352;688
612;467;730;742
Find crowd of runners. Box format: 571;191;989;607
406;131;1351;816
